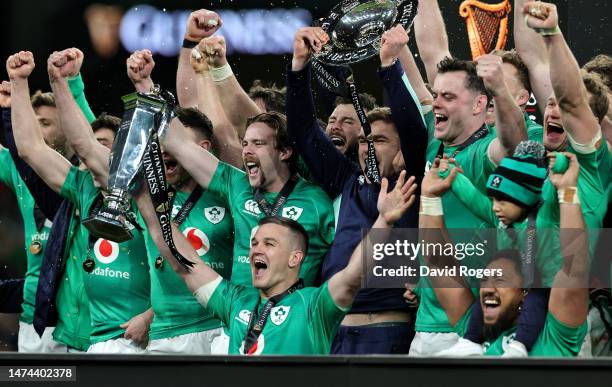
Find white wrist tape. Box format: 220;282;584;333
210;63;233;82
420;196;443;216
193;276;222;307
567;129;602;154
558;187;580;205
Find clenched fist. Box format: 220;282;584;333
199;36;227;69
184;9;222;42
127;49;155;92
379;25;409;67
0;81;11;108
6;51;35;80
475;54;505;96
48;48;84;81
523;1;559;32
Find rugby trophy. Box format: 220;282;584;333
82;87;176;242
313;0;419;65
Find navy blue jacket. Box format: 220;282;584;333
0;279;24;313
286;61;427;313
2;108;76;336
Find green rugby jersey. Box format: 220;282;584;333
60;166;150;344
0;148;52;324
207;280;347;355
417;111;496;333
208;162;334;286
140;189;234;340
489;113;543;143
484;312;587;356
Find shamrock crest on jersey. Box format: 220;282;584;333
205;206;226;224
94;239;120;264
281;206;303;221
183;227;210;256
270;306;290;326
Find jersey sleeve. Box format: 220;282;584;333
450;172;498;226
208;161;245;207
59;166;96;210
534;312;587;356
0;148;16;187
68;73;96;123
206;279;245;326
308;282;348;349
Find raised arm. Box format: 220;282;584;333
134;187;219;292
329;171;417;309
48;48;110;187
414;0;451;83
378;26;428;184
287;27;357;198
524;1;600;144
162;116;219;189
477;54;527;165
177;9;222;108
191;38;242;167
193;27;263;138
419;158;474;325
8;51;71;194
548;152;589;328
398;44;433;106
0;82;64;219
514;0;553;115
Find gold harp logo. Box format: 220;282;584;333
460;0;512;60
156;202;169;213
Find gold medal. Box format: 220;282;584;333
29;240;43;255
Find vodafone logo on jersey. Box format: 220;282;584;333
183;227;210;256
94;239;120;264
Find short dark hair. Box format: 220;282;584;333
583;54;612;90
335;92;378;112
492;49;532;94
246;112;297;173
366;107;394;125
258;216;309;255
581;70;610;123
91;112;121;134
437;57;492;103
175;106;217;153
31;90;55;109
248;80;286;114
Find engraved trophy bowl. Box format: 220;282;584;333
314;0;419;66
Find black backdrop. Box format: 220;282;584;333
0;0;609;117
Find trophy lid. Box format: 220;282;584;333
313;0;419;66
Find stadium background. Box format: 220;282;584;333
0;0;608;351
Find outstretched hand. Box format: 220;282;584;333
377;170;417;225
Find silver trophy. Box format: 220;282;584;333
83;87;175;242
314;0;419;65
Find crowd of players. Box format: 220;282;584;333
0;0;610;357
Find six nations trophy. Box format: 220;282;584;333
311;0;419;184
82;86;174;243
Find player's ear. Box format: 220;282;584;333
288;250;305;269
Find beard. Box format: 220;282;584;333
482;305;519;343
